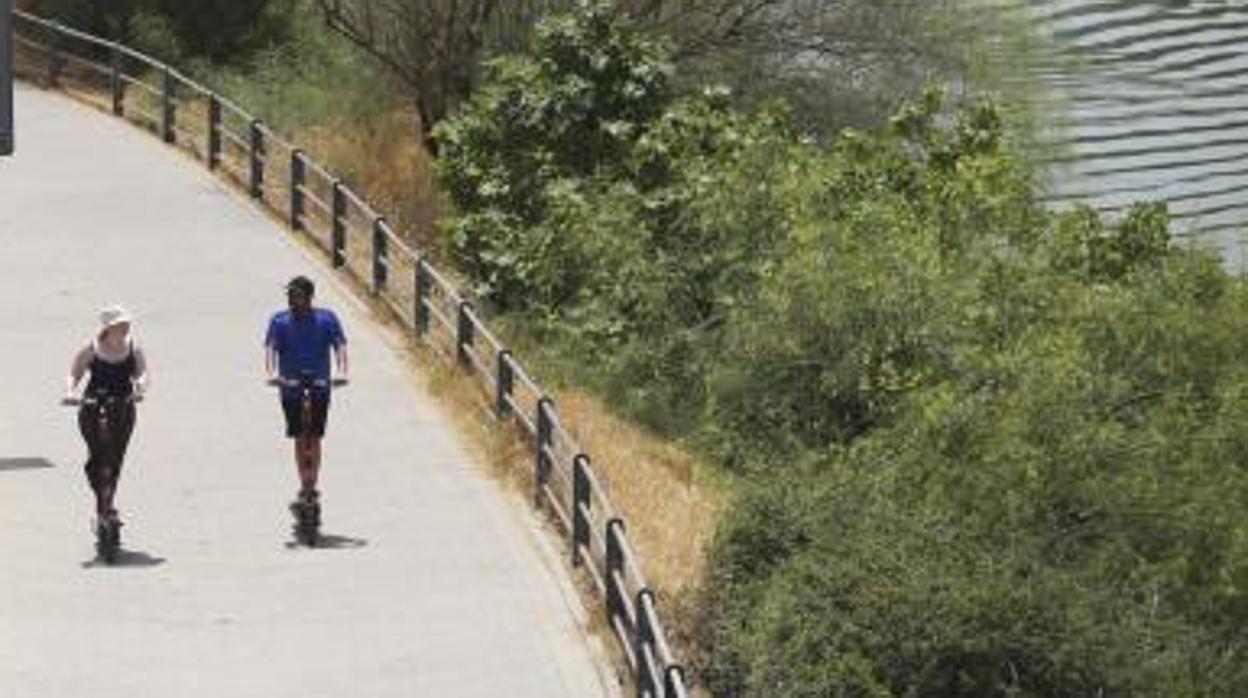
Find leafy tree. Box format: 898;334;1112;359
434;1;673;306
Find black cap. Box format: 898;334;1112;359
286;275;315;298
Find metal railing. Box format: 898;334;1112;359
11;10;687;697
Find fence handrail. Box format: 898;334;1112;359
11;11;688;697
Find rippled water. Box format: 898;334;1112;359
1024;0;1248;256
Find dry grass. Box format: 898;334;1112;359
552;390;725;679
296;106;443;254
423;372;726;603
554;391;723;598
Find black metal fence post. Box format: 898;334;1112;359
207;95;221;170
160;65;174;144
290;149;305;231
46;21;61;86
495;350;514;418
248;119;264;200
636;589;658;698
414;259;431;336
572;454;591;567
605;518;626;628
330;181;345;267
109;42;123;116
665;665;687;698
456;301;475;367
535;397;554;507
372;216;388;293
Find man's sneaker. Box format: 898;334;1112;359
289;493;321;545
289;494;320;520
96;509;122;530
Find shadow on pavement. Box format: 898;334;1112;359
80;549;167;569
0;457;55;472
284;533;369;551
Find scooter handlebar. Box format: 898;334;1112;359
266;377;349;388
61;393;143;407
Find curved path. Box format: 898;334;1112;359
0;82;617;698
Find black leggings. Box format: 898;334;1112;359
78;402;136;495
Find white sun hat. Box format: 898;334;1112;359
98;305;134;332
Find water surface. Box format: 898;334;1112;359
1022;0;1248;258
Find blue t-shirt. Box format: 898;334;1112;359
265;308;345;398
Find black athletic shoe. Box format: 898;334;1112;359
289;495;321;546
95;511;122;563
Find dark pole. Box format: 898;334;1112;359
331;182;346;267
534;397;554;507
372;216;388;293
249;119;264;200
160;65;175;144
110;42;123;116
0;0;13;156
207;95;221;169
290;149;305;231
414;259;431;336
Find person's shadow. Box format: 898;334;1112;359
284;532;369;551
80;548;166;569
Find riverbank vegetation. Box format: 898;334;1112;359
436;5;1248;696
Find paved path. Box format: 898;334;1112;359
0;82;617;698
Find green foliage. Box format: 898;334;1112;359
125;9;183;63
1051;201;1172;282
437;4;1248;695
204;7;397;138
702;251;1248;695
435;1;673;304
146;0;293;63
28;0;294;64
29;0;125;36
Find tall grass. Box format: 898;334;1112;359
193;3;443;251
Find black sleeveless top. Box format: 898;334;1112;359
86;342;138;399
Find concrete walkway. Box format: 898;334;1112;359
0;82;617;698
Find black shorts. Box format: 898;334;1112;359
78;400;136;485
281;392;331;438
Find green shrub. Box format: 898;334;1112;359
434;2;671;303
